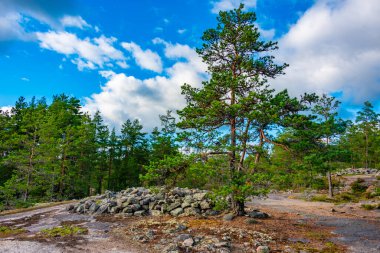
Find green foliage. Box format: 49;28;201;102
350;179;368;194
140;154;191;187
0;226;26;237
0;95;179;208
361;203;380;210
40;225;88;237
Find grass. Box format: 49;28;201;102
0;226;26;238
40;225;88;237
361;203;380;210
0;200;76;217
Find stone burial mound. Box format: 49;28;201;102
67;187;220;217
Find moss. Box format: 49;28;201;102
0;226;26;237
40;225;88;237
321;242;341;253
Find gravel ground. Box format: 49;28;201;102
250;193;380;253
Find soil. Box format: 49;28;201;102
0;193;378;253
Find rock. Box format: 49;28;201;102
183;207;200;216
89;203;99;213
76;204;84;213
193;192;207;201
131;204;141;211
96;204;108;214
163;243;179;253
176;234;192;242
140;198;151;205
167;202;181;212
66;204;75;211
122;206;133;213
223;213;235;221
215;241;230;247
84;200;93;209
170;207;184;216
182;237;194;247
247;210;269;219
205;210;220;216
200;200;211;210
70;186;229;217
150;210;162;216
331;208;337;212
256;245;270;253
134;210;146;216
175;224;187;232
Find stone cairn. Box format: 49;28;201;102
68;187;219;217
335;168;379;176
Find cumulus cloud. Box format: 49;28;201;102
60;15;91;29
0;106;13;113
35;31;126;71
272;0;380;103
0;12;29;41
0;0;75;41
121;42;163;73
211;0;256;14
21;77;30;82
84;40;207;130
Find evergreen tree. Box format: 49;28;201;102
177;4;288;214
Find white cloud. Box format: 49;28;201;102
0;106;13;113
84;40;207;130
0;12;30;41
272;0;380;102
121;42;163;73
258;26;275;40
211;0;257;14
178;29;187;34
35;31;126;71
116;61;128;69
20;77;30;82
60;15;91;29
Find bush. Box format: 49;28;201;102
351;179;367;194
361;204;380;210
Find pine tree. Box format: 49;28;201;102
177;4;288;215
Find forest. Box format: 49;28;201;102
0;5;379;212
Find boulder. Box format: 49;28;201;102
170;207;184;216
247;211;269;219
256;246;270;253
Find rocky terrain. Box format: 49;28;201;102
335;168;379;176
68;187;220;217
1;174;379;253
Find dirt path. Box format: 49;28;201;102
0;204;140;253
250;194;380;253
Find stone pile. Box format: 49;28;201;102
68;187;218;217
335;168;379;176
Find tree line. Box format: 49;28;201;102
0;95;178;208
1;4;379;212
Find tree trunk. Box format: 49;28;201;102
365;131;368;169
327;171;333;198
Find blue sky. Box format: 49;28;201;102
0;0;379;129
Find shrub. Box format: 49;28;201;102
351;179;367;194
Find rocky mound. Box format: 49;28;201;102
68;187;219;217
335;168;379;176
